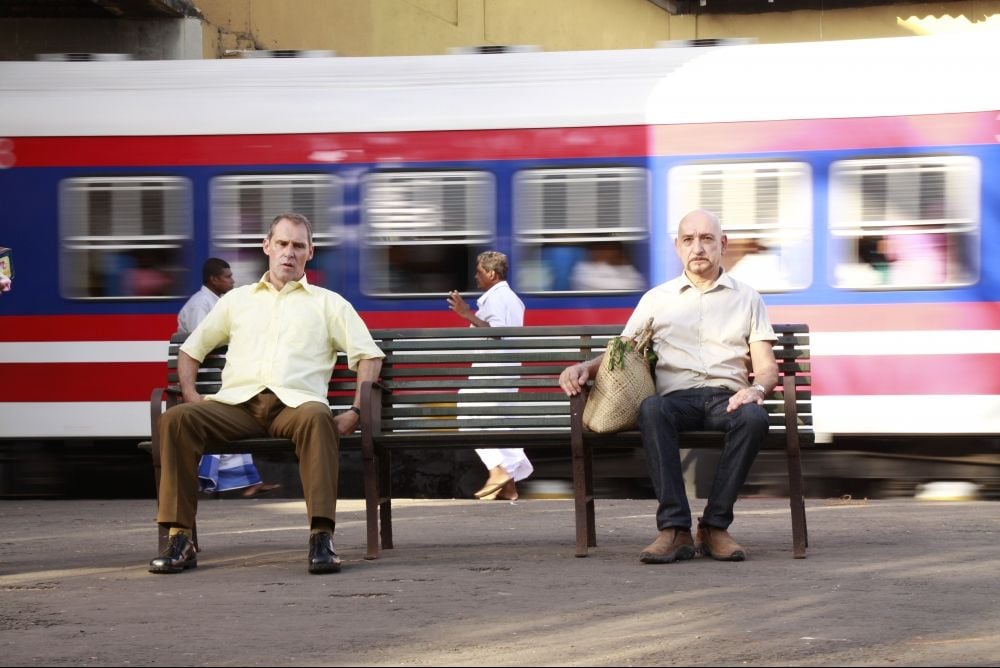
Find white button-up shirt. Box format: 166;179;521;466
176;285;220;335
475;280;525;327
623;270;775;396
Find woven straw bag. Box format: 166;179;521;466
583;318;656;433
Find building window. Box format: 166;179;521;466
211;174;342;288
668;161;812;292
361;171;495;296
829;156;980;289
59;176;191;299
514;167;648;293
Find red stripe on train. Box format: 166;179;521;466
2;353;996;402
0;315;178;342
765;302;1000;332
11;126;648;168
653;112;1000;154
11;113;995;168
813;354;1000;396
0;302;996;342
0;362;164;402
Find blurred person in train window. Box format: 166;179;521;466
446;250;533;501
559;209;778;564
150;213;384;575
569;241;645;291
857;235;892;284
724;237;790;292
126;250;173;297
884;229;947;285
177;257;280;500
542;245;587;291
0;274;10;295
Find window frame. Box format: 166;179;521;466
58;175;192;300
513;166;650;295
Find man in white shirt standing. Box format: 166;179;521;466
177;258;279;499
447;251;533;501
177;258;233;335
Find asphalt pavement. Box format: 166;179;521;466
1;495;998;666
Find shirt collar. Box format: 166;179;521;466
478;280;507;303
676;267;735;293
252;271;312;294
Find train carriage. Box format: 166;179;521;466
0;33;997;491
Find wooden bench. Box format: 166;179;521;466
144;323;812;560
568;323;814;558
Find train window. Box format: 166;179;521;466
211;174;343;288
667;161;812;292
514;167;648;294
828;156;980;289
360;171;495;296
59;176;192;299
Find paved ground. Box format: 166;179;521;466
1;495;998;667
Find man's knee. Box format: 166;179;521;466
161;402;201;435
735;403;770;436
296;402;336;424
638;395;662;425
288;403;338;442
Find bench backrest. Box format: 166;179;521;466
165;323;811;436
365;325;608;434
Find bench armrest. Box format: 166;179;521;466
359;380;384;437
569;387;590;437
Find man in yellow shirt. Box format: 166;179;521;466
150;213;384;575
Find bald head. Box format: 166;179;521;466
677;209;722;238
674;209;727;285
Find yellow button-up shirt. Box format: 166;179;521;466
181;273;384;408
623;270;775;396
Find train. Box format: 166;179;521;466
1;32;997;497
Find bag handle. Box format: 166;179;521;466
633;317;654;354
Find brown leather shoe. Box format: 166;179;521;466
696;525;746;561
639;528;695;564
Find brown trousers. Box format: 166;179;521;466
156;393;339;529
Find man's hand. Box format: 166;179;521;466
181;389;206;404
334;409;360;436
559;362;591;397
726;386;765;413
446;290;473;318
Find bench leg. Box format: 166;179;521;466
786;450;807;559
362;438;381;560
783;376;808;558
378;450;393;550
571;431;595;557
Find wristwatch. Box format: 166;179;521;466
348;406;361;417
751;383;767;397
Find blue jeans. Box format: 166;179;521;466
638;387;769;531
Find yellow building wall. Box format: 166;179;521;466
698;2;1000;43
194;0;1000;58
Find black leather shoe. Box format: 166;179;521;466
308;532;342;574
149;533;197;574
